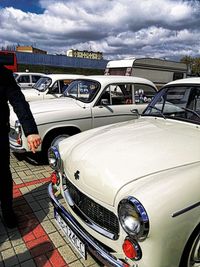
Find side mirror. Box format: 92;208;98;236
130;108;140;117
100;99;109;106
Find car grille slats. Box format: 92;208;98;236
65;178;119;235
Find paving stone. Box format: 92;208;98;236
41;221;56;234
1;248;19;266
10;232;24;247
20;259;36;267
68;260;84;267
0;241;12;252
14;244;32;263
48;232;66;248
58;245;78;264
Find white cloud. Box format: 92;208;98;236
0;0;200;60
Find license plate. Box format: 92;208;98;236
54;210;86;259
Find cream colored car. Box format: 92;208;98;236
9;75;157;158
48;77;200;267
21;74;84;101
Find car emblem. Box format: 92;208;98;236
74;170;80;180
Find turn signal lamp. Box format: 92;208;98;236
51;172;59;185
122;238;142;260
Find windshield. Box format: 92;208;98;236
13;73;18;79
33;77;52;91
63;79;100;102
143;85;200;124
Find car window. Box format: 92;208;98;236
63;80;100;102
134;84;156;104
97;83;156;106
144;86;200;124
32;75;43;83
98;84;133;105
33;77;52;91
50;81;60;94
59;79;73;93
17;75;30;83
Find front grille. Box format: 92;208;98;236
64;177;119;236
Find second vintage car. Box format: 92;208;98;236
14;71;46;89
9;75;157;158
48;77;200;267
20;73;84;102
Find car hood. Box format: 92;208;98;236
22;88;39;95
28;98;80;115
9;97;83;126
60;117;200;206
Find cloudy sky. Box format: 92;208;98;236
0;0;200;60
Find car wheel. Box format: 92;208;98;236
180;228;200;267
51;134;70;147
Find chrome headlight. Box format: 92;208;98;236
48;146;62;171
15;120;22;134
118;197;149;240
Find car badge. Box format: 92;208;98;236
74;170;80;180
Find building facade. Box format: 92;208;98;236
16;46;47;54
66;49;103;60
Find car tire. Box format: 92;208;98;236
179;226;200;267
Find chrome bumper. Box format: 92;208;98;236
48;183;127;267
9;134;26;153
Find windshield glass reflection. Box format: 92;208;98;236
143;86;200;124
33;77;52;91
63;80;100;102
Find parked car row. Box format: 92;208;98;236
9;75;157;159
9;74;200;267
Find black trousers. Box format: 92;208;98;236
0;133;13;211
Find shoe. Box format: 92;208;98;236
2;209;18;228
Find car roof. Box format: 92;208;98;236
165;77;200;86
42;74;85;79
14;72;45;75
75;75;157;88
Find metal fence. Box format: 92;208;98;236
16;52;108;70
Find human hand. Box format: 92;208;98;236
27;134;42;153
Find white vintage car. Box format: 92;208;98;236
21;74;84;101
48;77;200;267
9;75;157;157
13;72;46;89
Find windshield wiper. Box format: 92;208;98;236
181;107;200;119
148;105;166;119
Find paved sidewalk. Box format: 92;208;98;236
0;153;101;267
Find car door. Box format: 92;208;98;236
92;83;157;128
17;74;32;89
44;80;66;99
31;75;43;86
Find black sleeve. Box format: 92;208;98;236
4;68;39;137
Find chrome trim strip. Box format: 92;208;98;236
9;138;26;153
36;113;135;127
172;202;200;218
48;184;126;267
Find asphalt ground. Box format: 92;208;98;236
0;152;101;267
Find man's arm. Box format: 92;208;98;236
4;67;41;152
